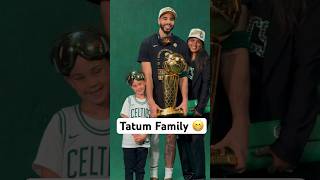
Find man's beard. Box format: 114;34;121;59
160;24;174;35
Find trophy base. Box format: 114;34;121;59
157;107;184;117
211;148;237;166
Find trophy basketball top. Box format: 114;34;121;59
163;52;187;75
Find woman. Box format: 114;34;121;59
177;28;210;180
186;28;210;117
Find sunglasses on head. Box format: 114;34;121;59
52;31;109;76
127;71;145;85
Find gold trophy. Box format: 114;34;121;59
157;52;187;117
211;0;241;166
211;147;237;166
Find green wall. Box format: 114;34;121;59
110;0;210;179
0;1;101;179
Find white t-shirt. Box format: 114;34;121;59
33;105;109;178
120;95;150;148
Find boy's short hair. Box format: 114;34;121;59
51;30;109;76
127;71;145;86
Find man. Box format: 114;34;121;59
138;7;189;180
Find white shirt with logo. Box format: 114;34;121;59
33;105;109;178
120;95;150;148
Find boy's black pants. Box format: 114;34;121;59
123;147;148;180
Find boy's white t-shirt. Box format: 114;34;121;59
33;105;109;178
120;95;150;148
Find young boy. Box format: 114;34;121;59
32;30;109;178
120;71;150;180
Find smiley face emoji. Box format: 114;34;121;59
192;120;204;131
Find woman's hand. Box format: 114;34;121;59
255;146;294;173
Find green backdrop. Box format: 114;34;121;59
0;1;102;179
110;0;210;179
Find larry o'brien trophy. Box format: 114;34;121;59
157;52;187;117
211;0;241;166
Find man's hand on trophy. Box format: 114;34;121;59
177;101;188;116
255;146;295;173
148;101;162;118
214;124;248;173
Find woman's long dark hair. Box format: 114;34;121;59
273;0;306;32
192;47;209;72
